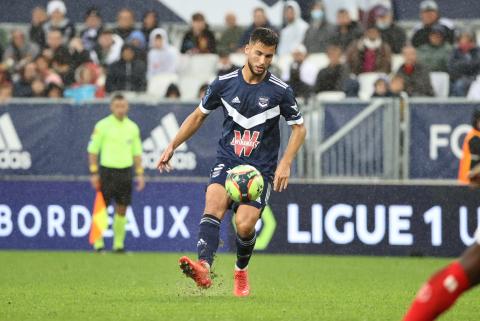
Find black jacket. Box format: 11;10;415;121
106;58;146;92
379;24;407;54
448;47;480;81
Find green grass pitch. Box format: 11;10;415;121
1;251;479;321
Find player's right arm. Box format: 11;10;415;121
157;78;222;173
87;122;103;190
157;107;208;172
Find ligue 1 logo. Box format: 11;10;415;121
257;96;269;109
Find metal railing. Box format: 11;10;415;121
299;97;402;180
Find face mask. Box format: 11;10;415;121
311;9;324;21
376;21;391;30
363;38;382;49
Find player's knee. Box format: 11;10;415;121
235;221;255;238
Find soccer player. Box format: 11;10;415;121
402;166;480;321
157;28;306;296
88;94;145;252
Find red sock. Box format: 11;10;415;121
402;261;470;321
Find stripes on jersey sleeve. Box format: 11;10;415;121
278;85;304;126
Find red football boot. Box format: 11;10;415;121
233;269;250;297
179;256;212;289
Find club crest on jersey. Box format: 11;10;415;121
230;130;260;157
257;96;269;109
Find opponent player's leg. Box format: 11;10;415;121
402;239;480;321
179;182;230;288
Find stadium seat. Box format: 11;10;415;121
178;54;218;77
147;73;179;98
391;54;405;73
177;54;218;100
429;72;450;98
315;91;346;101
357;72;387;100
229;53;246;67
275;54;293;77
305;53;329;72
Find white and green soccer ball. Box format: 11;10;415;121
225;164;264;203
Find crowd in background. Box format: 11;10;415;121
0;0;479;102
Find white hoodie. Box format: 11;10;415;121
147;28;178;79
277;1;309;56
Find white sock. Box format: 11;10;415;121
235;264;248;271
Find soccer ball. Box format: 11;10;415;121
225;165;264;203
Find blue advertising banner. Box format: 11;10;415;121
0;102;223;177
0;180;231;252
409;103;476;179
258;183;480;257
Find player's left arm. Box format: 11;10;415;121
275;87;307;192
132;125;145;191
274;124;306;192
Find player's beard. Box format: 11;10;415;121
247;61;267;77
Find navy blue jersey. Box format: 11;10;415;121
199;68;303;178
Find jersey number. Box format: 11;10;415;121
230;130;260;157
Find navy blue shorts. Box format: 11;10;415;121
208;159;272;210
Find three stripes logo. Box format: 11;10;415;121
142;113;197;170
0;113;31;170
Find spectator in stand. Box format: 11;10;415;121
34;54;62;86
371;5;406;54
0;68;13;102
303;1;335;53
69;37;91;71
237;7;276;49
217;13;244;54
114;9;137;41
64;64;104;102
389;74;405;96
165;83;181;99
13;62;38;97
141;10;159;44
346;24;391;75
80;7;103;52
314;44;351;94
417;25;452;73
411;0;455;48
43;0;75;45
30;6;48;48
46;82;63;98
52;49;74;87
330;9;364;51
31;77;46;97
449;31;480;97
126;30;147;61
3;29;39;74
217;50;239;76
372;76;393;97
93;30;124;66
106;44;146;92
277;1;309;56
180;13;216;54
395;46;434;97
43;29;68;60
282;44;316;98
147;28;178;79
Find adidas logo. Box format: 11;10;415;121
142;112;197;170
0;113;31;170
231;96;241;104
